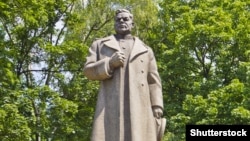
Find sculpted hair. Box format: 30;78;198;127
115;9;133;20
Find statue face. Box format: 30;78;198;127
114;12;134;35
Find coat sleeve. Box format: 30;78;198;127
83;40;113;80
147;48;164;109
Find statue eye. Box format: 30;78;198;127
116;17;130;22
123;18;129;21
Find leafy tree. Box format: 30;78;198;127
0;0;80;140
156;0;250;140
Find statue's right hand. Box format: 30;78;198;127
109;52;125;69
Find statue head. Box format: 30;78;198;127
114;9;134;35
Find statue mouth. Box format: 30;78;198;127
119;25;127;28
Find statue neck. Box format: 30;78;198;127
115;34;134;40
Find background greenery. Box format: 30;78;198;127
0;0;249;140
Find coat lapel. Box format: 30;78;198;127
103;35;121;51
129;37;148;62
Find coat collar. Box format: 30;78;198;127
102;35;148;62
102;35;121;51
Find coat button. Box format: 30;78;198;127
141;83;144;86
140;59;143;63
141;70;144;73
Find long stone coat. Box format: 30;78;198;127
83;35;163;141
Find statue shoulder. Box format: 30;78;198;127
93;35;114;43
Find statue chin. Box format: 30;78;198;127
115;29;131;35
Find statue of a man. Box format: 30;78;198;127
83;9;164;141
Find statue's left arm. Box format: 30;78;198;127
147;48;164;118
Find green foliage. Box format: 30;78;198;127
0;104;31;141
165;79;250;140
0;0;86;140
157;0;250;140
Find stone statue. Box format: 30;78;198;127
83;8;165;141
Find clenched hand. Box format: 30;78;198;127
153;106;163;119
109;52;125;70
